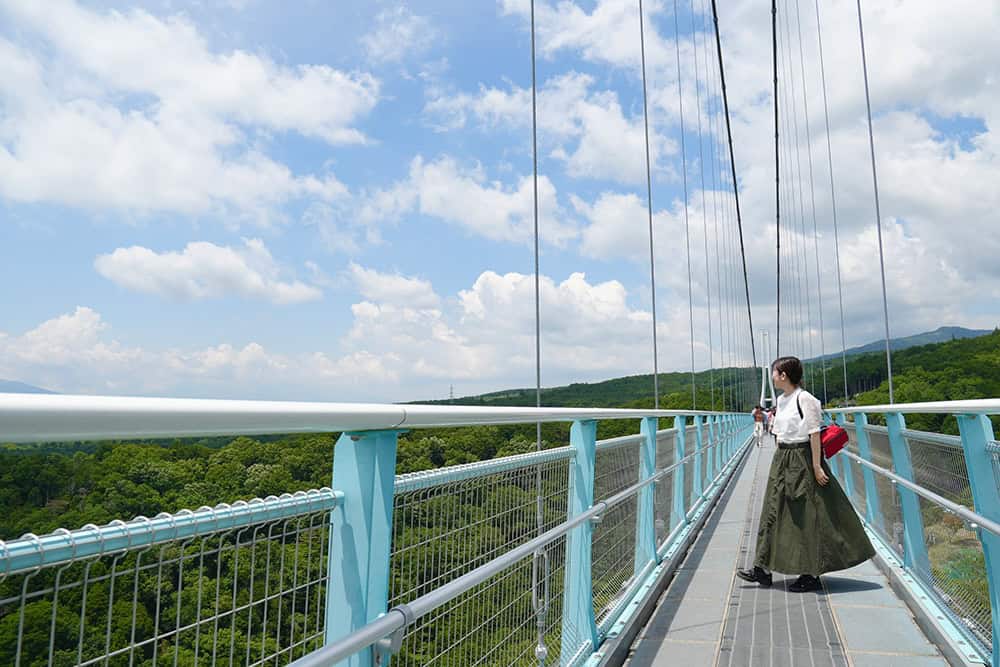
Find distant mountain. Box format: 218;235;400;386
418;326;995;407
810;326;992;361
0;380;55;394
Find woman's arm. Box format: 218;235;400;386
811;431;829;486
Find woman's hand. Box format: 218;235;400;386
813;465;829;486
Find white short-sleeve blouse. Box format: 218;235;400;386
770;387;822;443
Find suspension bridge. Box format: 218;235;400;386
1;0;998;666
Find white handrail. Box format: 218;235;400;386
0;393;725;444
826;399;1000;415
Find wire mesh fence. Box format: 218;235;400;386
0;503;333;667
591;441;640;631
905;432;991;654
654;431;677;544
863;426;905;560
0;419;753;667
841;420;994;657
389;452;571;666
842;432;868;512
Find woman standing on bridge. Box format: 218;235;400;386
736;356;874;592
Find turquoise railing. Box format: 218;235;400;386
0;393;753;666
826;400;1000;667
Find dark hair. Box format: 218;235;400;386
772;356;803;385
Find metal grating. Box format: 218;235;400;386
389;454;570;666
0;508;332;667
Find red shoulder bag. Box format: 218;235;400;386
797;394;849;457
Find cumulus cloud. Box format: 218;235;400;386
494;0;1000;359
426;72;676;184
0;0;374;222
0;269;676;400
356;155;577;245
94;239;322;304
361;6;437;65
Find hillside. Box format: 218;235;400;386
420;327;999;409
810;325;991;360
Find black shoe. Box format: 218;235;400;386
736;566;772;587
788;574;822;593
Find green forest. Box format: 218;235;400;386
0;330;997;664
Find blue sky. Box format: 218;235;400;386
1;0;997;402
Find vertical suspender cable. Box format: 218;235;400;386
710;0;757;370
782;0;815;387
529;0;542;512
528;2;549;660
638;0;660;409
771;0;781;358
855;0;894;403
701;0;725;411
814;0;850;402
673;0;697;409
690;0;714;412
792;0;828;403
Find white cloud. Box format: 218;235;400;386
361;6;436;65
0;0;374;222
348;263;440;309
94;239;322;304
426;72;676;184
357;155;577;245
0;269;671;400
499;0;672;71
499;0;1000;358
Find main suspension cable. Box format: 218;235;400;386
855;0;894;403
710;0;757;370
813;0;850;402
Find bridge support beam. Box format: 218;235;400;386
957;414;1000;666
634;417;658;575
325;429;401;666
561;419;599;662
692;415;704;501
853;413;883;530
713;416;723;479
885;412;932;577
833;414;855;500
672;416;687;530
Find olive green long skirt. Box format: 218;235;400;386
753;447;875;575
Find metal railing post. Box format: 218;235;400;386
722;414;730;460
705;415;717;483
692;415;705;501
560;419;599;660
833;414;855;499
672;416;688;530
325;430;401;666
956;413;1000;666
713;415;723;475
853;413;883;529
635;417;659;574
885;412;931;576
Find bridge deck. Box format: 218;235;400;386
624;437;950;666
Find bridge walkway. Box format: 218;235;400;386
624;436;950;666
